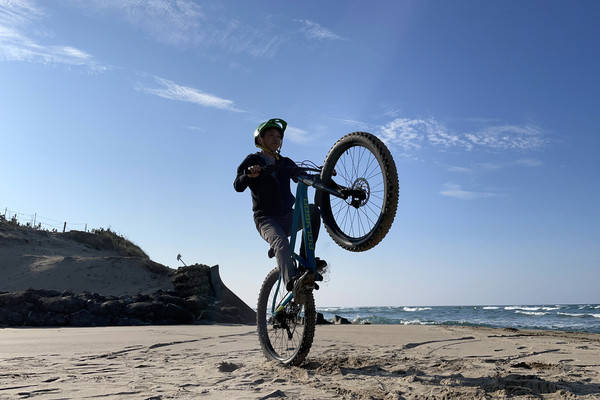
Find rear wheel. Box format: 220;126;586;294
316;132;399;252
256;268;316;366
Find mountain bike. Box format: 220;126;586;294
256;132;399;366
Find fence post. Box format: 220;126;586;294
84;224;87;232
63;222;67;233
33;213;36;226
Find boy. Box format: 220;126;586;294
234;118;325;302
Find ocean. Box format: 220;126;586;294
317;304;600;333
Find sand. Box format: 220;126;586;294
1;324;599;399
0;224;173;296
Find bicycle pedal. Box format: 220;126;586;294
268;248;275;258
314;283;319;290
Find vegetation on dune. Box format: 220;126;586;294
66;227;149;259
0;214;149;260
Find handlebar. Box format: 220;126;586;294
244;164;362;202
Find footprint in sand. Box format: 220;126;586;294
218;361;242;372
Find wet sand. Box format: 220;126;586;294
1;324;599;399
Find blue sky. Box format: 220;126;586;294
1;0;598;307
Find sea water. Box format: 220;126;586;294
317;304;600;333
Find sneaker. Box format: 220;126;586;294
316;257;327;272
292;271;315;304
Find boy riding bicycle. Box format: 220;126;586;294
233;118;326;301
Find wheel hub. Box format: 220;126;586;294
349;177;370;208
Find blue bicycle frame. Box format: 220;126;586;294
271;176;317;314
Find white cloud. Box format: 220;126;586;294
0;0;103;69
440;183;496;200
332;117;371;131
514;158;543;167
74;0;285;58
297;19;344;41
285;126;311;144
447;166;473;173
378;117;546;152
139;77;243;112
465;124;546;150
479;158;543;170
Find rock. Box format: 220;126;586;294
164;303;195;323
334;315;351;325
316;312;332;325
100;300;124;315
183;295;209;314
171;264;212;297
39;296;86;314
69;309;95;326
155;294;186;308
127;301;159;319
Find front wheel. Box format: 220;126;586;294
256;268;316;366
316;132;399;252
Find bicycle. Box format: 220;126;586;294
256;132;399;366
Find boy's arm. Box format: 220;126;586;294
233;156;255;192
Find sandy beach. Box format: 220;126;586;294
1;324;599;399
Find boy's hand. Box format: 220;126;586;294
246;165;261;178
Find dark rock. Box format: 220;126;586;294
39;296;86;314
183;295;209;314
100;300;124;315
69;309;95;326
134;294;152;303
25;310;55;326
316;312;332;325
334;315;351;325
85;299;103;314
164;303;195;323
0;309;25;325
127;301;159;319
171;264;212;297
155;294;186;308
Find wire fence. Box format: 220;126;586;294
1;206;89;233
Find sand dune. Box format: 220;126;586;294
1;324;599;399
0;222;173;296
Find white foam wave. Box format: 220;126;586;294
593;314;600;319
403;307;432;312
505;306;542;311
541;306;560;311
515;310;547;316
483;306;500;310
558;312;587;318
401;319;434;325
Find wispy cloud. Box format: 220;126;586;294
331;117;371;131
297;19;344;41
465;124;546;150
479;158;543;170
139;77;243;112
447;166;473;173
0;0;104;69
440;183;497;200
447;158;543;173
285;126;311;144
378;117;546;152
74;0;285;58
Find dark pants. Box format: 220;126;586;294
255;205;321;286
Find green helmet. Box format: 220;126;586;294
254;118;287;147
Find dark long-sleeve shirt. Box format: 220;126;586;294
234;153;298;219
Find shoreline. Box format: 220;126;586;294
1;324;599;399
